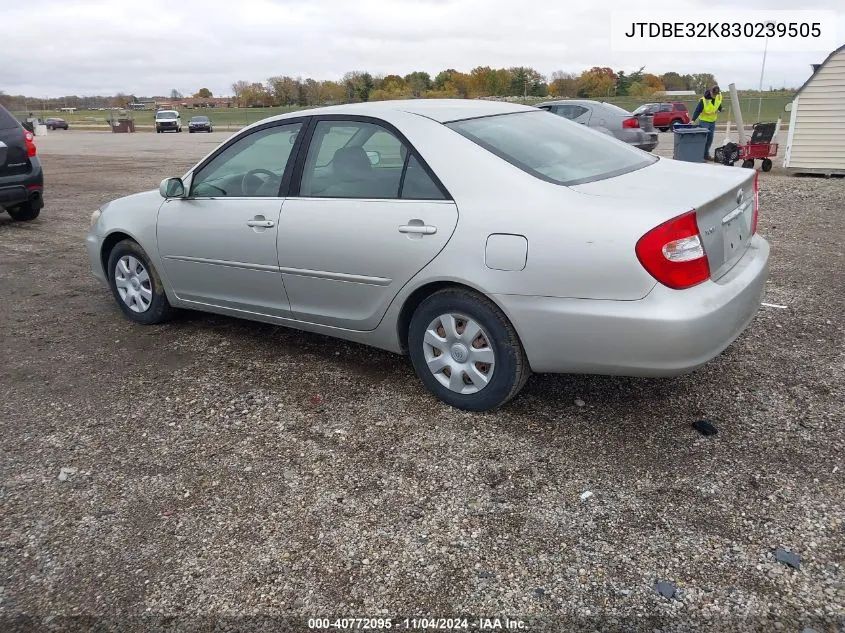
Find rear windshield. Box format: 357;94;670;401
0;105;21;130
156;111;178;120
447;111;656;186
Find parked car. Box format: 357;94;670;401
632;102;691;131
0;104;44;221
45;117;69;130
155;110;182;133
188;115;213;133
86;100;768;411
538;100;658;152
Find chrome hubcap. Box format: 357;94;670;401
423;313;495;395
114;255;152;313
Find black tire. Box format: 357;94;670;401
670;118;682;129
761;158;773;172
189;129;194;133
156;128;161;133
742;159;755;169
408;288;530;411
658;127;669;132
106;239;175;325
7;202;41;221
47;125;54;131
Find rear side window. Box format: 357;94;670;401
447;111;656;187
674;103;688;111
0;105;21;130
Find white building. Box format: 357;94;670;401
783;44;845;176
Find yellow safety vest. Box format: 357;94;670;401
698;93;722;123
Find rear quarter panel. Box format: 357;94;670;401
382;111;662;303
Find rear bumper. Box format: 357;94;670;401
0;157;44;209
495;234;770;375
635;133;659;152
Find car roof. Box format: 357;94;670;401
264;99;535;125
538;99;602;107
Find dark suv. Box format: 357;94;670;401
0;105;44;221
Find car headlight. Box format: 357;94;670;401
90;209;101;229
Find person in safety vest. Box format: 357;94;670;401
691;85;723;161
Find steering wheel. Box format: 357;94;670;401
241;169;280;196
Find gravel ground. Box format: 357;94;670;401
1;132;843;633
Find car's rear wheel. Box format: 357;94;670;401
7;202;40;222
107;239;175;324
408;288;530;411
670;118;683;129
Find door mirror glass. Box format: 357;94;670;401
366;150;381;166
160;177;185;198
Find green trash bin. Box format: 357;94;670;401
673;125;709;163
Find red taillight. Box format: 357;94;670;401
751;171;759;235
24;130;37;157
635;210;710;290
622;117;640;129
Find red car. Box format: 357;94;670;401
633;102;690;131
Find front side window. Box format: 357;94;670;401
299;120;444;200
632;104;656;115
448;111;656;186
190;122;302;198
659;104;672;113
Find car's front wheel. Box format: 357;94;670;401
408;288;530;411
107;239;175;324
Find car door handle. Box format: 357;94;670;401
399;224;436;235
246;219;274;228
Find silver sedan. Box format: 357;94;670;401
86;100;769;411
538;99;659;151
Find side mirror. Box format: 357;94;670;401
160;177;186;198
366;150;381;166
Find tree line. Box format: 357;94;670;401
229;67;725;107
1;67;793;112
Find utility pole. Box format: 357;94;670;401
757;21;774;124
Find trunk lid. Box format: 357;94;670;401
0;127;28;177
571;157;756;280
634;113;655;133
0;107;29;177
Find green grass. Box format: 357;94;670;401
14;94;793;132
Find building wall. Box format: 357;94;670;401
786;48;845;174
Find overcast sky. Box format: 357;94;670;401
2;0;842;97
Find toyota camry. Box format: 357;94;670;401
86;99;769;411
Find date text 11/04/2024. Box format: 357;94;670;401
307;617;527;630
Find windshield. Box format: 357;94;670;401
191;116;209;122
156;111;178;120
447;110;656;186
